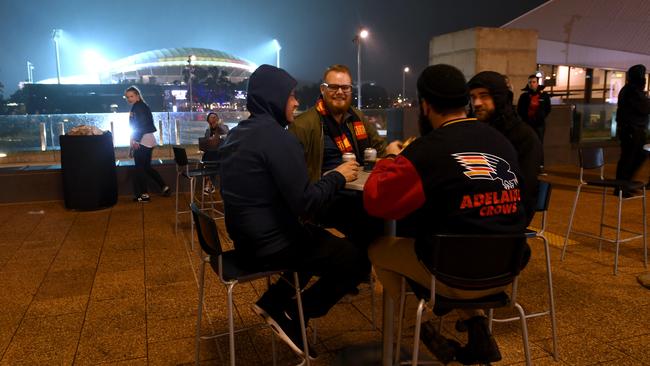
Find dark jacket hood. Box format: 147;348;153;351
246;64;297;127
468;71;518;130
627;64;647;90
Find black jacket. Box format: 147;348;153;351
218;65;346;258
129;100;157;142
468;72;543;225
517;85;551;127
617;64;650;131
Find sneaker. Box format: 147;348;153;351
252;302;316;360
455;316;501;365
161;186;171;197
133;194;150;203
419;320;460;364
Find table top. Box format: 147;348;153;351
344;170;370;191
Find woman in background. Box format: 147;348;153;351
126;86;170;202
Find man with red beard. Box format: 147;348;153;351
290;64;396;258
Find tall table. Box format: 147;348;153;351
345;170;395;366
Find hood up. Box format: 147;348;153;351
468;71;519;131
627;64;647;90
246;64;297;127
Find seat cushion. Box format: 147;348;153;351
586;179;644;191
211;251;287;283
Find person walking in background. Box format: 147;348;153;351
517;74;551;170
615;64;650;197
126;86;170;202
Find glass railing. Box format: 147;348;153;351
571;102;619;142
0;111;249;153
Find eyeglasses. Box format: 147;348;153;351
321;83;353;94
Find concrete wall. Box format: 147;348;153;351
429;27;538;101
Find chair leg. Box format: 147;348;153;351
411;298;426;366
226;282;236;366
541;235;559;360
614;192;623;275
190;177;195;250
195;260;206;366
598;187;607;252
271;331;278;366
394;277;407;366
487;308;494;332
370;269;377;330
292;272;310;365
513;302;532;366
562;184;582;261
175;172;180;234
643;188;648;269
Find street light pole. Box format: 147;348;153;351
187;55;196;121
402;66;410;101
52;29;62;84
27;61;34;83
354;28;369;110
272;39;281;68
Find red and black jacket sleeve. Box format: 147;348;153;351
363;156;425;220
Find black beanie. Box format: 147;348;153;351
467;71;511;113
417;64;469;110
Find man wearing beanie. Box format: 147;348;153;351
365;64;528;364
468;71;543;225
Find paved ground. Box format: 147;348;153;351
1;164;649;365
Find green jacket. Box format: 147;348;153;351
289;106;387;183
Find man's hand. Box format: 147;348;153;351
385;140;403;156
334;161;360;182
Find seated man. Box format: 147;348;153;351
289;65;396;256
364;64;529;364
201;112;229;194
218;64;367;358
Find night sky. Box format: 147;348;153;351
0;0;546;97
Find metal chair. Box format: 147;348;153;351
395;233;532;365
562;146;647;275
172;147;220;249
191;203;311;366
491;181;558;360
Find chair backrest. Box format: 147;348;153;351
534;180;552;212
579;147;604;170
191;203;223;257
415;233;528;291
172;146;189;167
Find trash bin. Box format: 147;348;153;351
60;132;118;210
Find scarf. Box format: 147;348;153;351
316;97;371;161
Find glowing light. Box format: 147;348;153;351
272;39;281;51
359;29;369;38
404;67;410;73
82;49;110;75
0;153;7;158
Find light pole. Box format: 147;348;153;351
52;29;62;84
187;54;196;120
354;28;369;109
272;39;281;68
402;66;410;102
27;61;34;83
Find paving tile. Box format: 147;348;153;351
97;248;144;273
74;297;147;365
147;337;220;366
146;281;198;320
91;269;145;301
609;333;650;364
34;268;96;300
0;312;84;365
550;332;628;365
25;295;89;318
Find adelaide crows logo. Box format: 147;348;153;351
452;152;519;189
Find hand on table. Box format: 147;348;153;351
335;161;360;182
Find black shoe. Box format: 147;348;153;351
455;316;501;365
252;302;316;360
133;194;150;202
419;320;460;364
161;186;171;197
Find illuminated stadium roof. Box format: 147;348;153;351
107;47;257;84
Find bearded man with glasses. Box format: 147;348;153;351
290;64;399;272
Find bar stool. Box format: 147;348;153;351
562;146;647;275
172;147;219;249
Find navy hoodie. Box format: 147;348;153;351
218;65;346;258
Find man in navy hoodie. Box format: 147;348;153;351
218;65;366;358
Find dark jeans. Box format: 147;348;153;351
133;145;166;197
616;127;647;183
317;191;383;248
246;225;367;320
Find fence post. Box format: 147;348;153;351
39;123;47;151
110;121;115;142
59;122;65;136
175;119;181;145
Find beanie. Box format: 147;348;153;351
417;64;469;110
